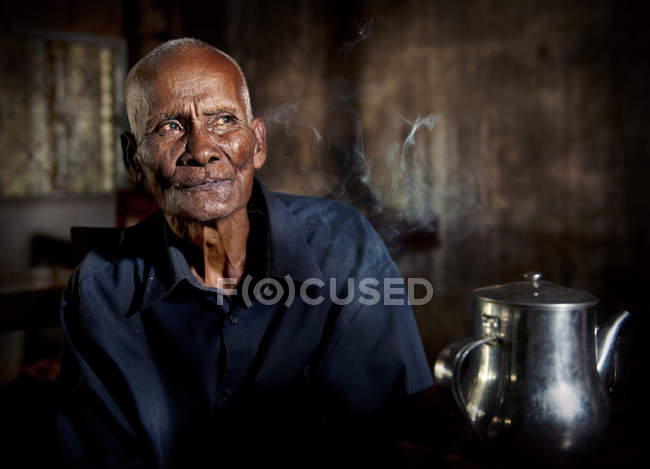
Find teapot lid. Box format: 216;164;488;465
473;272;598;308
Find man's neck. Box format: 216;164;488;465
165;208;249;291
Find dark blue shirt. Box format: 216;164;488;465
58;180;433;468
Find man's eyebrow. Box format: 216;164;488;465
145;104;244;127
202;105;244;116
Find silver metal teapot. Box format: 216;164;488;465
434;272;630;461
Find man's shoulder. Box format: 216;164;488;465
273;191;372;238
73;211;162;285
271;191;392;275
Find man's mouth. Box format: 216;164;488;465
174;178;233;189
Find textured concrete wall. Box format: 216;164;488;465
352;0;639;356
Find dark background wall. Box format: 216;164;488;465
2;0;648;365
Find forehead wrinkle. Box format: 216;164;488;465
146;93;244;122
147;75;245;121
160;51;249;117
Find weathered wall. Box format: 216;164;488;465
0;1;124;272
351;0;650;358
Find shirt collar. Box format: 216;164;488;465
255;179;323;282
138;178;322;310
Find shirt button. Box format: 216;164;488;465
228;314;239;324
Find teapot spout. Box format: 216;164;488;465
596;310;631;383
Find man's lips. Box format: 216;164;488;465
174;178;232;189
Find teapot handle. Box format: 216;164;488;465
434;337;500;437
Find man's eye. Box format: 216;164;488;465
217;115;235;125
157;121;183;133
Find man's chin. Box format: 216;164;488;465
167;201;245;223
157;183;252;223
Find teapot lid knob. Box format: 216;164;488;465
524;272;542;282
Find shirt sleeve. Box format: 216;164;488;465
313;259;434;416
302;256;433;466
57;271;145;469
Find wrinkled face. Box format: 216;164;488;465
133;50;265;222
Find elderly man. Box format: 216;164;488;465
58;38;433;468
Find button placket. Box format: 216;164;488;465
221;389;232;402
219;305;248;403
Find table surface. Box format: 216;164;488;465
0;267;72;295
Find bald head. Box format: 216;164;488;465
126;38;252;139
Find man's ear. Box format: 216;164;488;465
251;117;267;170
121;131;143;185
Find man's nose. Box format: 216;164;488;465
178;125;221;166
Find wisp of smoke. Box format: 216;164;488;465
338;19;374;54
